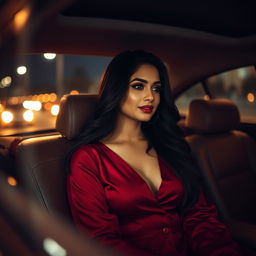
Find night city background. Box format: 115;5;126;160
0;53;255;136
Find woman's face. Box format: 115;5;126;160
119;64;161;122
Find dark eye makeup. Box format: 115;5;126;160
152;86;162;93
130;83;144;90
130;83;162;93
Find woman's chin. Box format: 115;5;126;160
139;116;154;122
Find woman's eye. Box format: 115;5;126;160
131;83;144;90
152;86;162;93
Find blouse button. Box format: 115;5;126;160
162;227;170;233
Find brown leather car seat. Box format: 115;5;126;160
185;98;256;248
0;172;120;256
16;94;97;220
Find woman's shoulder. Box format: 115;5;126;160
70;142;105;172
70;143;101;176
71;142;104;162
72;142;102;156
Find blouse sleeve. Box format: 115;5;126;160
182;189;245;256
67;147;153;256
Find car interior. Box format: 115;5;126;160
185;98;256;247
0;0;256;255
13;94;256;251
0;172;120;256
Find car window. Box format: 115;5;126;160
0;54;111;136
207;66;256;123
175;66;256;123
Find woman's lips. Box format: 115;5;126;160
138;105;153;113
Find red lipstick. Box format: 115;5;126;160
138;105;153;113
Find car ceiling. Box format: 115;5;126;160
62;1;256;38
29;0;255;95
0;0;255;96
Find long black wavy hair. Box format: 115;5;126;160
66;50;202;215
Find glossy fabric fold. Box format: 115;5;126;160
67;143;246;256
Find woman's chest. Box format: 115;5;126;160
100;142;162;195
98;155;184;215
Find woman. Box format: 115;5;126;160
67;50;246;256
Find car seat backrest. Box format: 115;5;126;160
185;98;256;223
16;94;98;220
0;173;119;256
56;94;98;139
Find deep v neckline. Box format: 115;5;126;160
98;142;163;197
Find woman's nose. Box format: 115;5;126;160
143;88;154;101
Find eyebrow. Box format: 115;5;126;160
129;78;161;85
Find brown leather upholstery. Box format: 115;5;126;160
56;94;97;139
186;98;240;134
16;94;97;220
0;173;120;256
16;135;74;219
185;98;256;248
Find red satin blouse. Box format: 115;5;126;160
67;143;246;256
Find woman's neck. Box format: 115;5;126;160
103;113;145;144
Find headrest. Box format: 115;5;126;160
186;98;240;134
56;94;98;139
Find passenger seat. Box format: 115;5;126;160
16;94;97;220
185;98;256;248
